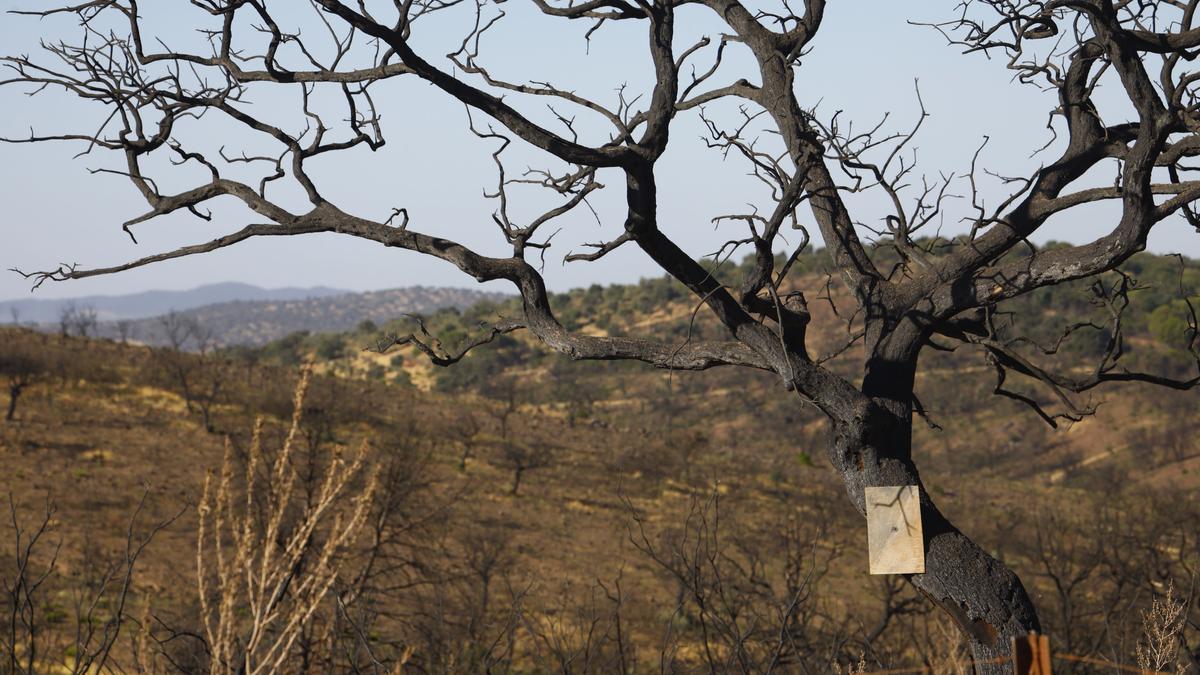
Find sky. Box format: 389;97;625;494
1;1;1197;302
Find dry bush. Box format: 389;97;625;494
0;492;173;675
626;489;844;673
925;616;974;675
196;365;378;675
520;578;635;675
1137;581;1188;674
832;653;867;675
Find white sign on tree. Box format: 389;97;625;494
866;485;925;575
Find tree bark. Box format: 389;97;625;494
510;466;523;496
829;400;1040;673
6;383;22;422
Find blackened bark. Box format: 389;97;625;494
6;382;22;421
833;334;1041;672
510;466;523;496
829;413;1040;672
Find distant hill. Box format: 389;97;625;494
98;286;511;347
0;282;347;323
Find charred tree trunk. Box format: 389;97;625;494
510;465;523;496
830;338;1040;673
748;46;1039;669
829;411;1040;672
6;381;24;422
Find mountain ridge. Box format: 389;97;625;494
3;283;512;347
99;285;511;347
0;281;348;323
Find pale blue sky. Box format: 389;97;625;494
2;1;1196;302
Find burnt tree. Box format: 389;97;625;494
152;311;226;432
0;332;50;422
4;1;1200;670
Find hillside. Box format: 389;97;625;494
1;250;1198;672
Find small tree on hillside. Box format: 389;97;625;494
0;332;50;422
57;302;97;339
153;311;226;432
114;319;135;344
452;413;483;472
499;437;554;496
475;375;554;494
8;2;1200;668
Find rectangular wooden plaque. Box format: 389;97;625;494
866;485;925;575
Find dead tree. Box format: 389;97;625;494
475;375;553;494
499;438;554;497
5;2;1200;669
153;311;226;432
114;319;134;344
625;489;843;672
57;302;97;339
452;413;483;472
1;359;33;423
0;332;49;422
155;311;206;410
0;491;177;675
522;578;635;674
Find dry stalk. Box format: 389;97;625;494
1136;581;1187;674
197;364;378;675
832;653;868;674
928;615;973;675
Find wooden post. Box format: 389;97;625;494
1011;634;1052;675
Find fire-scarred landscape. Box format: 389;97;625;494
3;1;1200;672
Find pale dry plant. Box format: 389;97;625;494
129;602;158;674
927;615;973;675
1136;581;1187;674
197;365;378;675
832;653;868;674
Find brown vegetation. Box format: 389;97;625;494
0;323;1197;672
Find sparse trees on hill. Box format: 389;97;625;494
9;1;1200;668
0;345;1197;670
57;302;97;339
